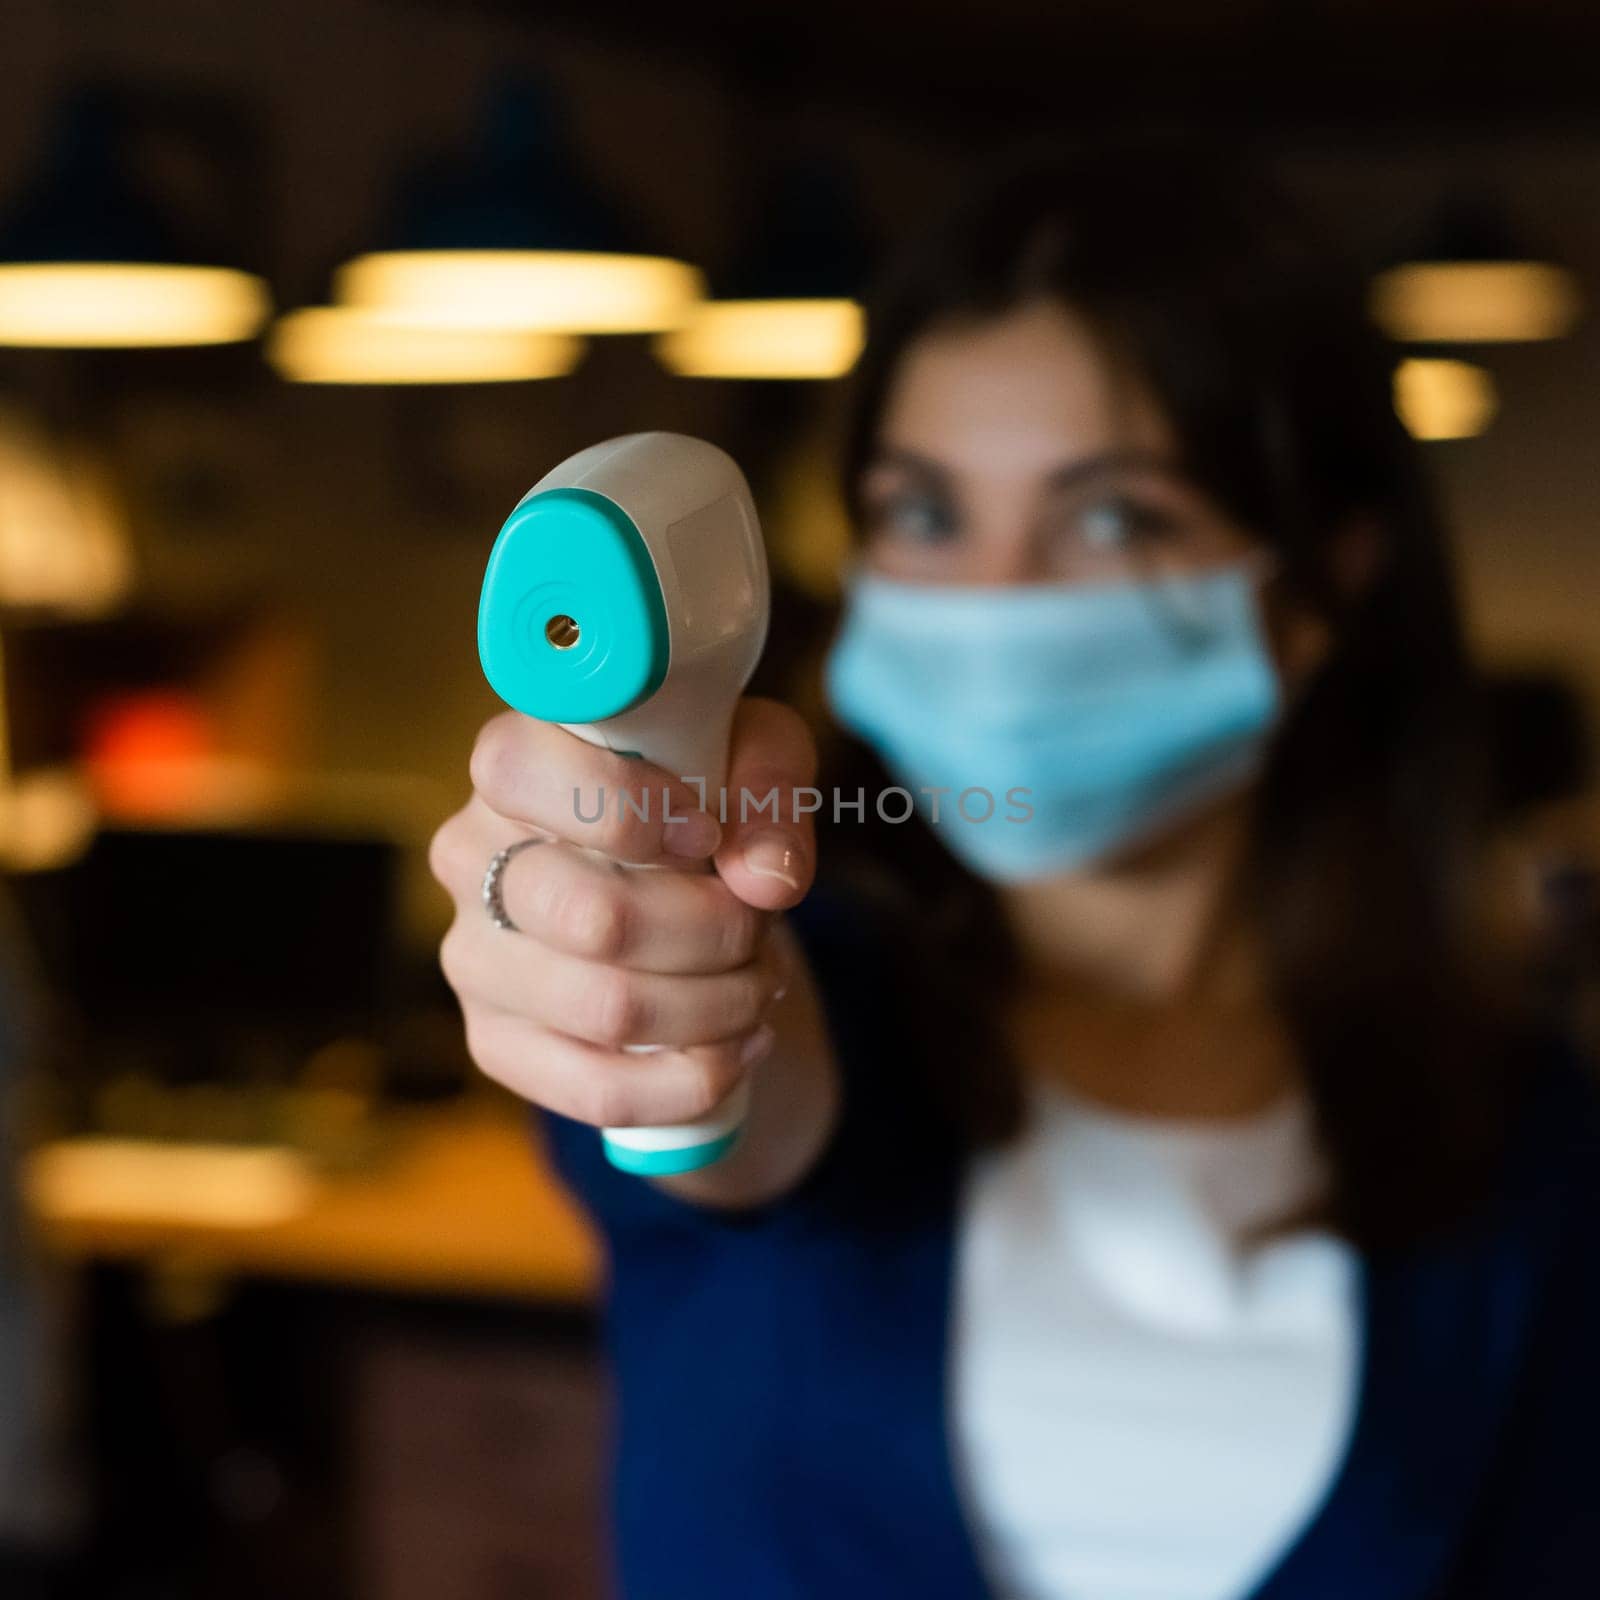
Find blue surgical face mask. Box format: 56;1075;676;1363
823;565;1282;883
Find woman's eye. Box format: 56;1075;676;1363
874;493;956;543
1076;496;1171;550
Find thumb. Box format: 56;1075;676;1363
713;697;819;911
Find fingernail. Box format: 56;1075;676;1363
663;809;721;859
743;831;803;891
739;1023;777;1067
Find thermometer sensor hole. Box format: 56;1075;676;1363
545;614;581;650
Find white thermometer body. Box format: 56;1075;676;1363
478;432;771;1174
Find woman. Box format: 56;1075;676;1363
428;144;1600;1599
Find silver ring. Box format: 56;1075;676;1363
482;837;545;931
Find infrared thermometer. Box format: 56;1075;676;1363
477;432;771;1175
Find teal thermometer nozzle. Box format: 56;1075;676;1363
477;433;771;1175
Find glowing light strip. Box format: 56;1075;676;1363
0;263;270;347
654;298;864;379
337;250;704;335
1372;261;1581;344
267;306;584;384
26;1139;316;1228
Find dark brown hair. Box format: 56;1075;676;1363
813;138;1521;1249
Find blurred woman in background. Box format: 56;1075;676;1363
429;144;1600;1599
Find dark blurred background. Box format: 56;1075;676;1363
0;2;1597;1597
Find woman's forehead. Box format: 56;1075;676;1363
874;300;1175;481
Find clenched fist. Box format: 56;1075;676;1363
430;697;838;1202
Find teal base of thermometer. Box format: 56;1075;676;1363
476;432;772;1178
601;1128;743;1176
596;1076;752;1175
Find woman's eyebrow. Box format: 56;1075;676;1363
870;446;1180;490
865;447;950;484
1043;449;1182;491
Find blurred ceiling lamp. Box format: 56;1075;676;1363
1393;357;1498;441
1374;263;1580;344
655;160;870;380
0;405;132;615
335;79;702;335
658;299;864;379
0;265;268;349
0;88;270;348
1372;199;1581;344
267;306;584;384
340;253;698;336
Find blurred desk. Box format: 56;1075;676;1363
23;1101;601;1304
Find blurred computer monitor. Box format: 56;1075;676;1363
44;826;399;1078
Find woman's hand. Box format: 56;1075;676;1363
429;698;839;1205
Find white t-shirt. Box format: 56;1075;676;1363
951;1080;1361;1600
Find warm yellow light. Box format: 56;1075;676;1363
655;299;865;379
336;250;704;335
1371;261;1581;343
0;767;97;872
0;263;270;347
267;306;585;384
1393;357;1497;441
25;1138;316;1228
0;406;132;614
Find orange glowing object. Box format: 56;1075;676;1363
83;691;218;820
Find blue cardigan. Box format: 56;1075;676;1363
540;889;1600;1599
